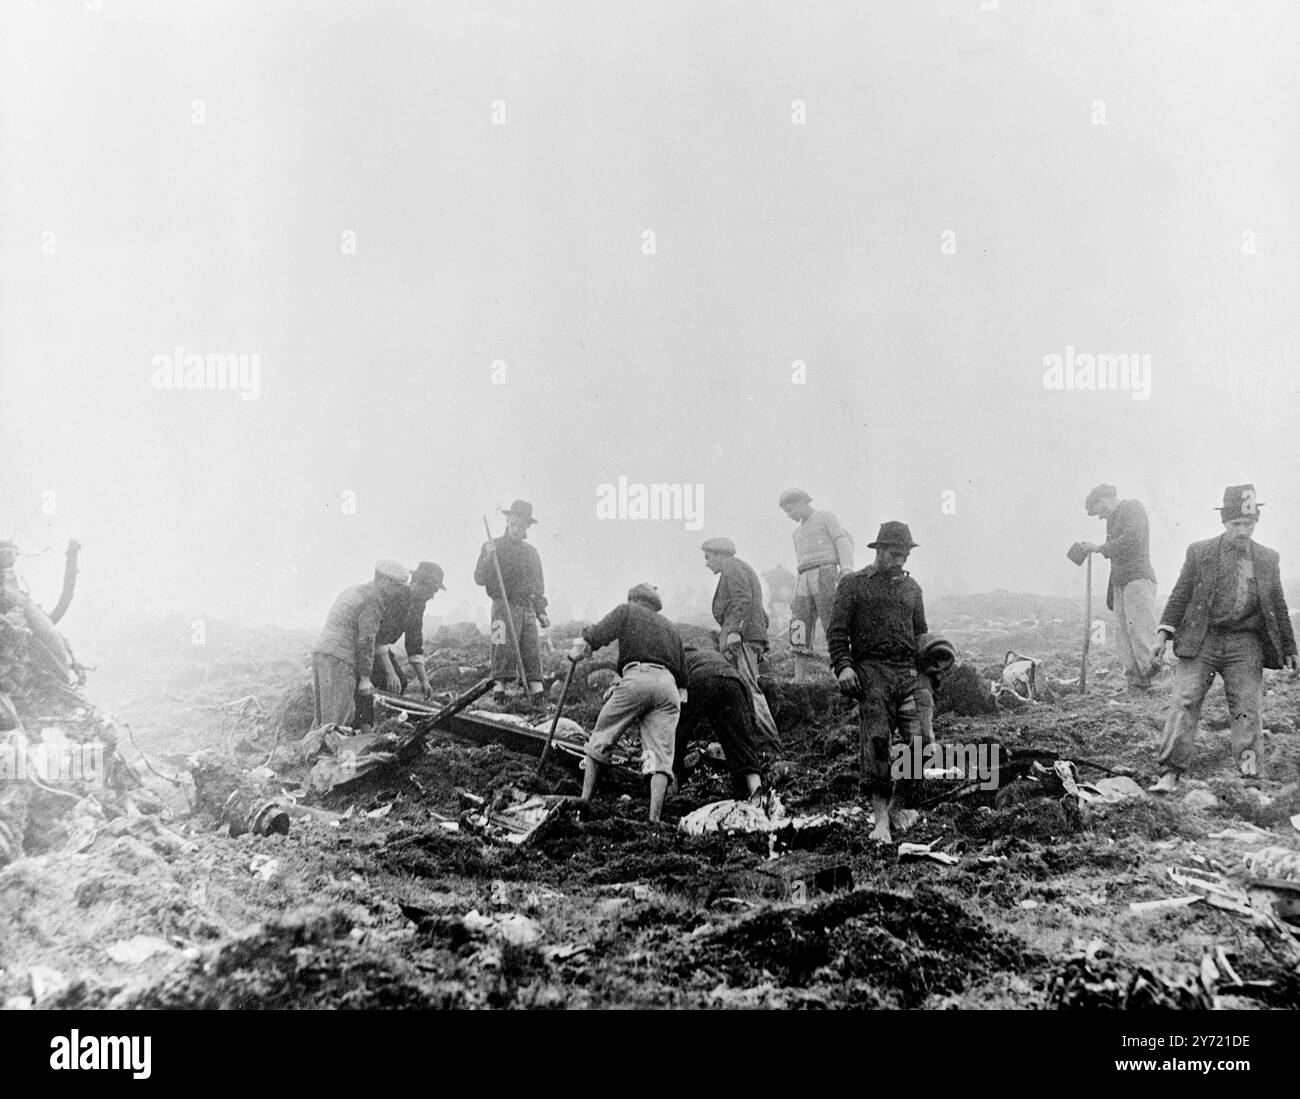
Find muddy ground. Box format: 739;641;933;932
4;597;1300;1010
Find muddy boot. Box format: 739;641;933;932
1148;771;1179;794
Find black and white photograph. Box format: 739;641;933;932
1;0;1298;1068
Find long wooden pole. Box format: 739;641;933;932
1080;553;1092;694
537;657;579;777
482;515;529;692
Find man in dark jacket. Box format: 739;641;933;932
1150;485;1298;791
373;562;446;699
1078;484;1160;691
475;500;549;705
672;643;783;800
569;583;687;822
702;537;780;745
828;521;928;844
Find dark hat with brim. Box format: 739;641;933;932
1085;483;1118;515
1216;484;1264;522
411;562;446;590
502;499;538;525
867;521;918;549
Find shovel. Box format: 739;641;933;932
1066;542;1092;694
537;656;579;777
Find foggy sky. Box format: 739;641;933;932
2;0;1298;638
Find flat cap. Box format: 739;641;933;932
627;583;662;612
374;559;410;583
778;488;812;508
700;537;737;556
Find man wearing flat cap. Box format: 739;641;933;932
1077;483;1160;692
1149;485;1297;792
475;500;549;705
779;488;855;683
373;562;446;700
828;521;928;844
311;560;412;730
568;584;687;822
702;537;780;745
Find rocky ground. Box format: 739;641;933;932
3;596;1300;1010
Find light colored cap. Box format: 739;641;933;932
374;559;410;583
701;537;737;556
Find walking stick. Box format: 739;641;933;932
537;656;579;777
1081;553;1092;694
482;515;529;692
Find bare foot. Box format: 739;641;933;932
1148;771;1179;794
868;821;893;845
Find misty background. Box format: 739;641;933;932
2;0;1297;645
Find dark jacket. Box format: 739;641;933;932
1099;498;1157;611
683;647;745;686
474;536;547;614
583;602;688;688
827;566;928;672
711;557;769;647
1159;535;1296;669
377;589;431;658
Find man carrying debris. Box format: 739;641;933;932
1150;485;1297;792
702;537;781;745
1077;483;1160;692
569;584;687;823
673;642;783;801
475;500;549;706
828;521;927;844
779;489;855;682
310;560;412;730
373;562;446;699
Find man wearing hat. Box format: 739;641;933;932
1077;484;1160;692
475;500;549;705
1149;485;1297;792
568;584;688;822
828;521;928;844
702;537;781;745
310;560;411;730
372;562;446;699
779;489;856;683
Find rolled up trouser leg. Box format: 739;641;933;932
856;661;920;798
312;652;357;729
1156;651;1215;774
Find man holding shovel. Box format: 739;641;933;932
1075;483;1160;693
475;500;549;707
569;583;687;823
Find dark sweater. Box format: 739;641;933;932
1099;499;1157;610
827;566;928;671
474;535;547;614
683;647;745;686
377;589;431;657
583;602;688;688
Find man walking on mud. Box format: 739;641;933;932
475;500;549;707
779;488;855;683
1149;485;1297;792
828;522;927;845
570;584;687;823
1077;483;1160;693
310;560;412;730
702;537;781;746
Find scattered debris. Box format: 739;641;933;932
898;840;959;866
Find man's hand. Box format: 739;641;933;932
836;667;862;699
1077;542;1098;554
537;613;550;629
1285;654;1299;674
568;639;590;663
357;677;375;697
1152;631;1170;666
678;688;688;705
481;540;496;556
724;632;743;651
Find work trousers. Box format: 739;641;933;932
489;599;542;686
856;660;922;798
790;564;839;655
585;663;681;777
673;676;780;783
723;640;781;746
312;652;357;730
1113;578;1159;688
1157;630;1264;776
